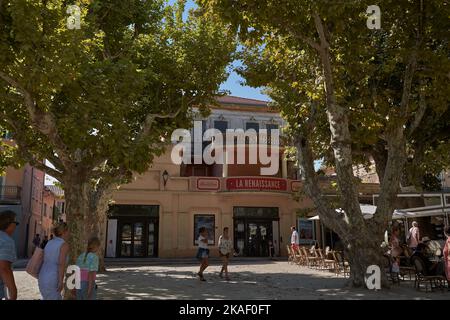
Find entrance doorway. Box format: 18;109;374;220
233;207;279;257
109;205;159;258
118;218;158;257
247;220;272;257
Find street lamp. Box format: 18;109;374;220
162;170;169;188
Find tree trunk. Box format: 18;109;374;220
65;181;91;265
63;180;90;300
62;177;114;298
88;192;111;272
371;140;388;185
346;235;390;288
84;202;108;271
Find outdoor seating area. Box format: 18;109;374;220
288;243;449;293
396;243;448;291
384;242;449;292
287;245;350;278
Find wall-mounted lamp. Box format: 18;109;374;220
162;170;169;187
163;170;169;187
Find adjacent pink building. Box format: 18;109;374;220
0;161;45;258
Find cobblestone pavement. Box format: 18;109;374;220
13;261;450;300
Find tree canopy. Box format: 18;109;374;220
0;0;235;268
0;0;234;181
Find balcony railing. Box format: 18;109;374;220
0;186;22;203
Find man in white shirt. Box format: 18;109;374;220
290;226;299;251
408;221;420;250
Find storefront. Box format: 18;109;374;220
106;205;159;258
233;207;280;257
103;97;380;258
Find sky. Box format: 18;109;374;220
168;0;269;101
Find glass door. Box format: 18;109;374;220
234;219;246;256
247;221;272;257
258;222;271;257
120;223;132;257
234;219;273;257
119;221;148;257
133;222;144;257
147;220;158;257
247;222;260;256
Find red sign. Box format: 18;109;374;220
226;177;287;191
196;178;221;191
291;181;302;192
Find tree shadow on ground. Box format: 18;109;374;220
96;264;450;300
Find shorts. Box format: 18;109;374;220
76;281;97;300
219;252;230;258
196;248;209;260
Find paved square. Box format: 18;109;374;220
13;261;450;300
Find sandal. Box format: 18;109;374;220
197;272;206;281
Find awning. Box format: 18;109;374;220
393;208;450;219
308;208;450;220
392;209;416;219
308;205;450;221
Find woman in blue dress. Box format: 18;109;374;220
38;222;70;300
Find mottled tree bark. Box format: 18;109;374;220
291;12;417;288
62;175;117;298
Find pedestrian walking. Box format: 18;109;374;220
196;227;209;281
290;226;299;252
76;237;100;300
38;222;69;300
0;210;19;300
218;227;233;281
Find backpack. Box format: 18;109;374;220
26;247;44;279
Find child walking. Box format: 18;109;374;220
76;237;100;300
218;227;233;281
196;227;209;281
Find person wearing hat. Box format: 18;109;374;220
0;210;19;300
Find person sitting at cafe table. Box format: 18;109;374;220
411;237;444;276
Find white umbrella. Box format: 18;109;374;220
308;204;378;220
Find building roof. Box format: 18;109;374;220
44;185;64;198
216;95;269;107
